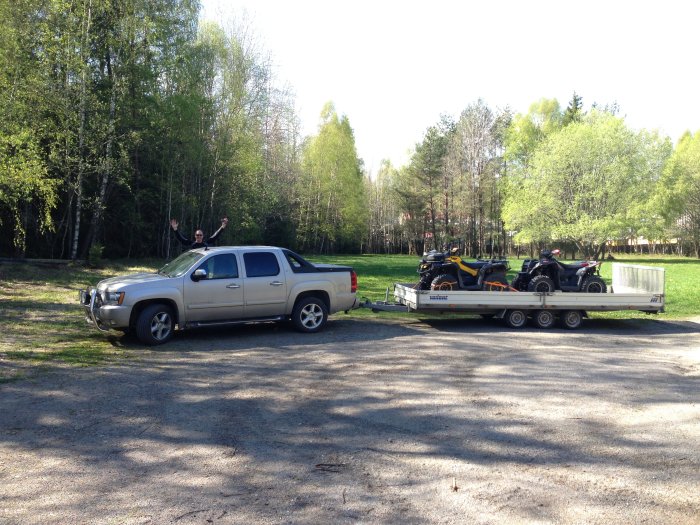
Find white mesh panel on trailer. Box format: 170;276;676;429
612;263;665;294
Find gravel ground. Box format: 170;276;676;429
1;315;699;525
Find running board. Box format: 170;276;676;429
185;315;287;328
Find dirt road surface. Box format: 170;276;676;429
2;316;699;524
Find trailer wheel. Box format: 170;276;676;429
559;310;583;330
504;309;527;328
532;309;556;329
431;274;458;291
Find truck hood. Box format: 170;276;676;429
98;272;168;290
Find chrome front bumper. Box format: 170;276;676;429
79;288;111;332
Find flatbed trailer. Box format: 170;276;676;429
361;263;665;329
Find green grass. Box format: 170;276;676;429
0;259;157;382
1;253;698;382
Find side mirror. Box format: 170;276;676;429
191;268;207;281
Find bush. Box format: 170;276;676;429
87;243;104;267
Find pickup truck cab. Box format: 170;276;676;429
79;246;358;345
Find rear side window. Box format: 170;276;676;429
244;252;280;277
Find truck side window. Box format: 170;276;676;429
196;254;238;280
244;252;280;277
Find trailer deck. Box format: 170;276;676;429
361;263;665;329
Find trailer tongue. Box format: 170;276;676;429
361;263;664;330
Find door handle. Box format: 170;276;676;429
226;283;241;289
269;281;284;287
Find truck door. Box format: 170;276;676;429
242;250;288;317
183;253;244;322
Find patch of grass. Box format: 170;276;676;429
0;258;160;382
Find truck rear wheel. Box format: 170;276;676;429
292;297;328;333
135;303;174;345
504;309;527;328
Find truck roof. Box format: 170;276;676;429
190;245;284;254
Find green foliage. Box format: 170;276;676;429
87;243;104;267
297;103;369;253
0;130;58;253
504;98;563;168
657;131;700;256
503;113;670;256
562;92;584;126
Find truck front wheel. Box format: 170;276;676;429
136;304;175;345
292;297;328;333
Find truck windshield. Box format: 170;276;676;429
158;251;205;278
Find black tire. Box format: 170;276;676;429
527;275;556;293
292;296;328;333
581;275;607;293
504;309;527;328
532;309;556;329
483;272;509;292
431;274;458;291
559;310;583;330
135;304;175;345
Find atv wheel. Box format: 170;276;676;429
581;276;607;293
483;272;509;291
431;274;459;291
527;275;555;293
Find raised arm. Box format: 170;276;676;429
207;217;228;243
170;218;191;246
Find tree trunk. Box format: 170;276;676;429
71;0;92;260
83;47;118;257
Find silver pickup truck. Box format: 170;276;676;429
79;246;358;345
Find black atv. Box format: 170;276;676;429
511;249;607;293
417;248;510;291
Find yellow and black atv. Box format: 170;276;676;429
417;248;510;291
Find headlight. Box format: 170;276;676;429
102;291;125;305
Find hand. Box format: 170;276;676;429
170;218;178;231
221;217;229;229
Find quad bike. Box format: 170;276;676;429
511;249;606;293
417;248;511;291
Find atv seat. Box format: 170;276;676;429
556;261;589;270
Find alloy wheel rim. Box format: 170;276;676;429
151;312;172;340
301;304;323;329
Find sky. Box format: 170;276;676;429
200;0;699;176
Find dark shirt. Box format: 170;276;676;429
173;228;223;249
